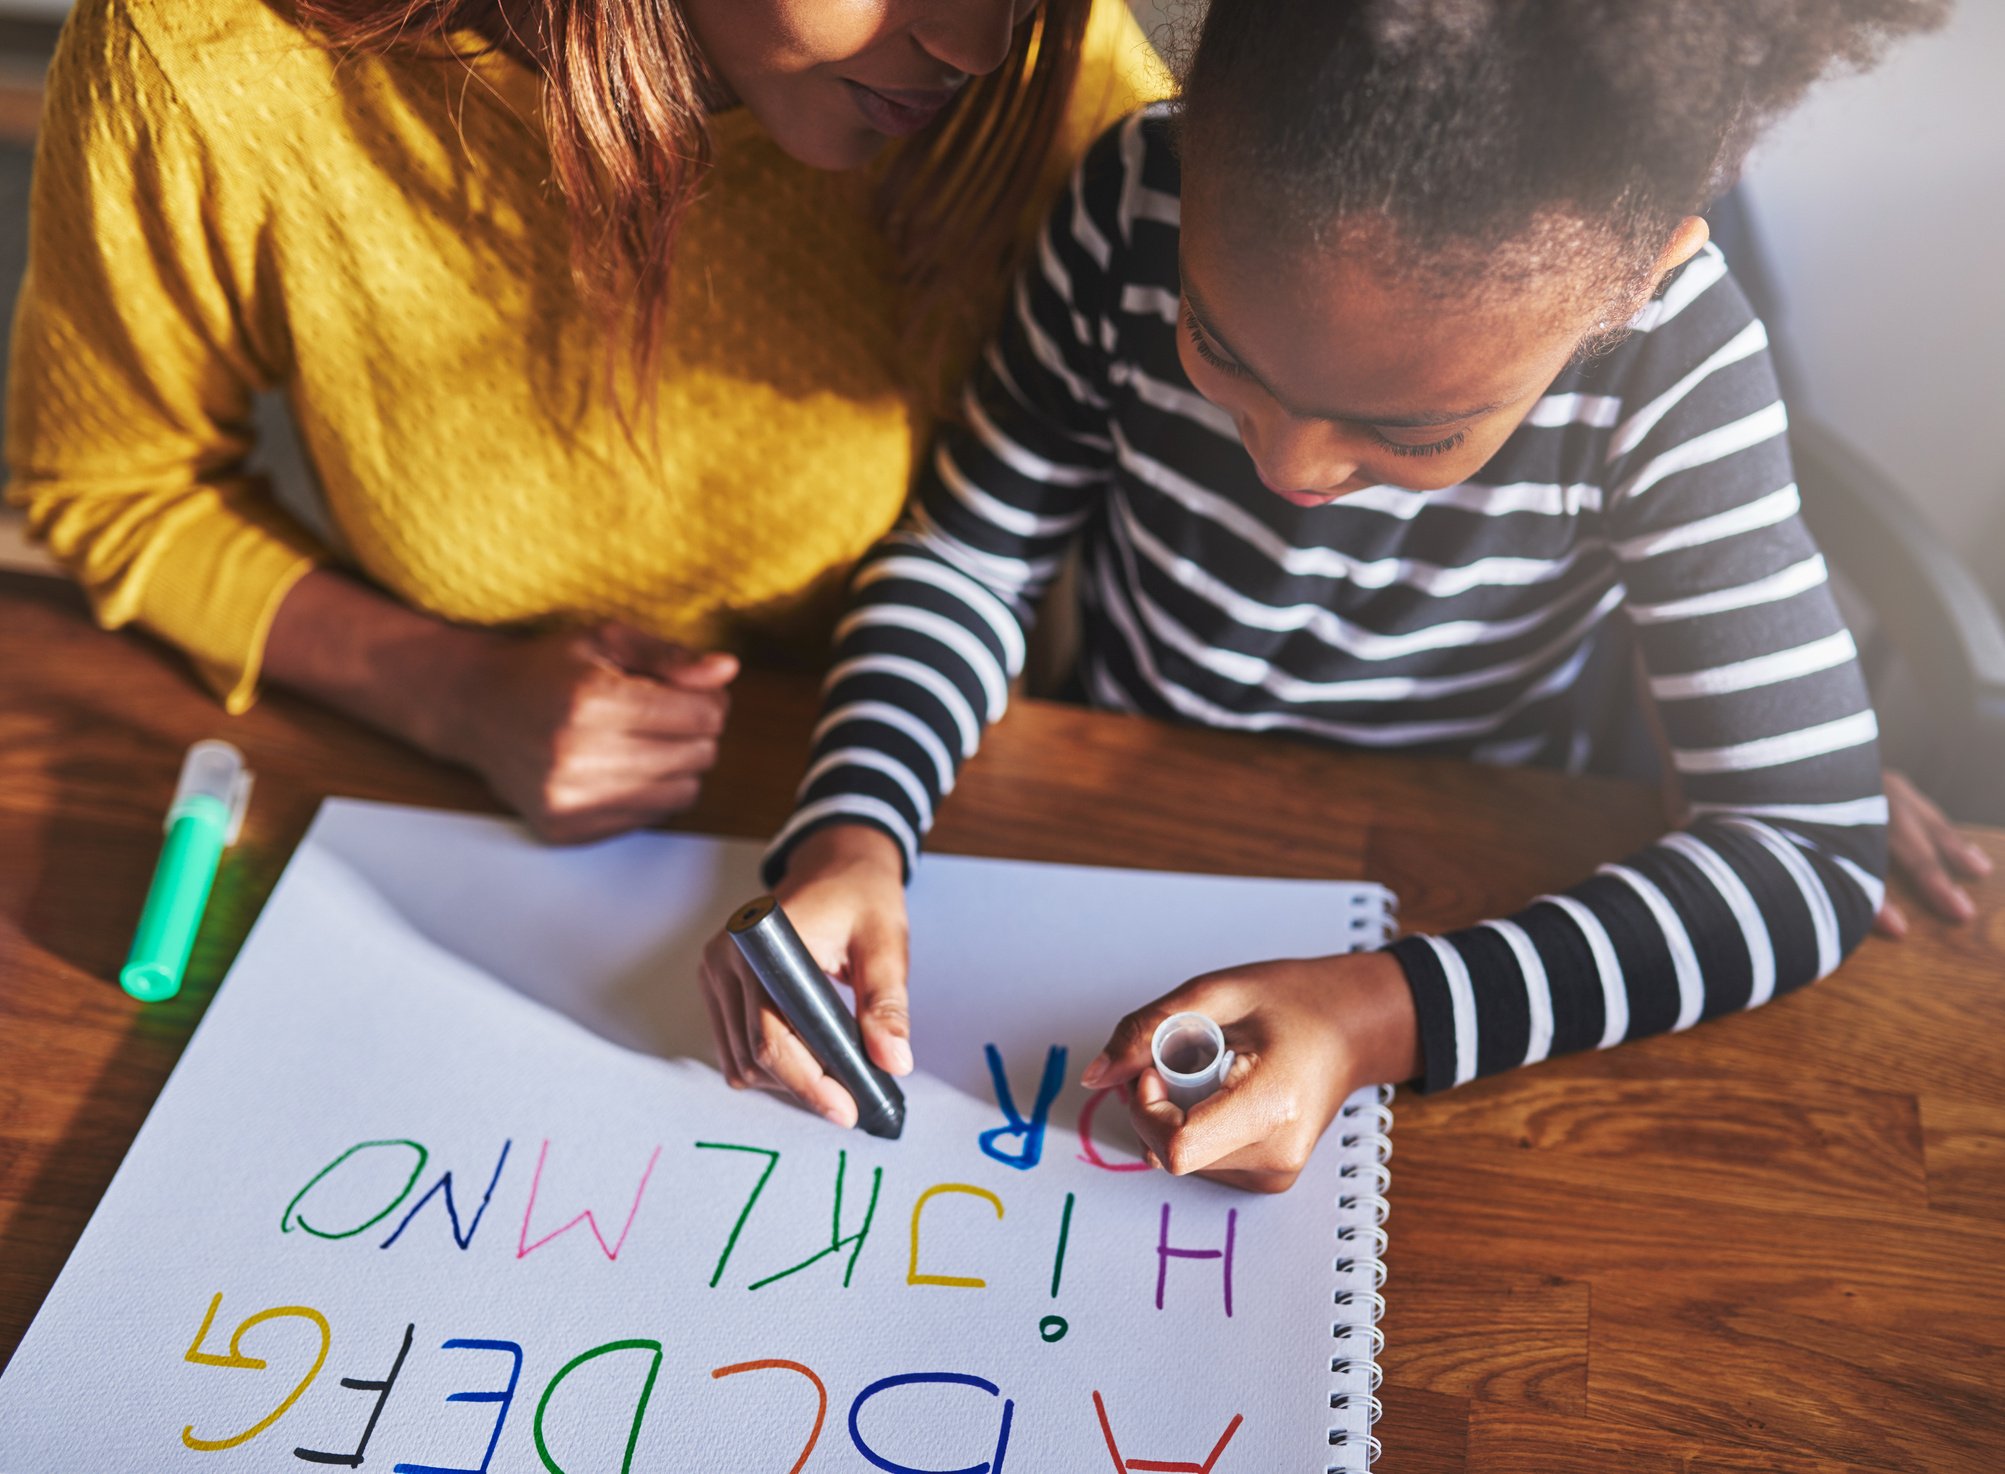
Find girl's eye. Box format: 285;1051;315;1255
1182;306;1249;379
1371;428;1468;458
1182;298;1468;459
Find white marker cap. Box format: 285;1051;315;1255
168;739;254;844
1151;1011;1235;1111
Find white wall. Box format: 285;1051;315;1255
1742;2;2005;562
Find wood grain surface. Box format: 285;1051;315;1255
2;569;2001;1470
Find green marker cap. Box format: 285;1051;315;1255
120;740;253;1003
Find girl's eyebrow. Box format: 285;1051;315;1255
1179;277;1504;429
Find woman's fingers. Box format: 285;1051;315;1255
589;622;740;692
661;651;741;691
526;781;705;845
603;677;732;741
1873;897;1910;940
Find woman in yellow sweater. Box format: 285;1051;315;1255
5;0;1164;838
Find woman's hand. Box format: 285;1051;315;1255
1878;769;1993;937
697;823;913;1126
1080;951;1421;1194
265;569;736;843
441;621;736;843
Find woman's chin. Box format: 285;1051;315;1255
757;107;893;173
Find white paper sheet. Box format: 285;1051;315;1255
0;800;1394;1471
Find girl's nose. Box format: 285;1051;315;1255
1238;413;1360;497
911;0;1023;80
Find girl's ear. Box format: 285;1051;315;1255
1653;215;1712;283
1582;215;1717;348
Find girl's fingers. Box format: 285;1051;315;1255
711;958;767;1089
1907;846;1974;923
1085;970;1262;1089
1153;1063;1306;1179
1123;1067;1185;1165
1931;877;1977;923
848;916;914;1076
740;974;858;1127
699;977;747;1089
1081;1006;1165;1090
1191;1165;1303;1195
1886;769;1984;921
1874;898;1910;940
1083;986;1216;1089
1925;808;1994;880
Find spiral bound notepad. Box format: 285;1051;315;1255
0;805;1400;1471
1324;887;1399;1471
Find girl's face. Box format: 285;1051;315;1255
681;0;1041;170
1176;179;1707;504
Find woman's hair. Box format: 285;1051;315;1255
291;0;1088;388
1177;0;1947;309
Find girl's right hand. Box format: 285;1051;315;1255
697;823;913;1125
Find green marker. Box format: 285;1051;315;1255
120;740;253;1002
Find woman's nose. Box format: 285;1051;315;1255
910;0;1024;79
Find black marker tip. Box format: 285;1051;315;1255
861;1097;906;1141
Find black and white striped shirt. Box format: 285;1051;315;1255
769;108;1889;1094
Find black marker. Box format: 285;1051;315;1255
726;896;907;1140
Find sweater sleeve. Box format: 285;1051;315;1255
3;0;321;713
1388;253;1889;1092
763;124;1135;884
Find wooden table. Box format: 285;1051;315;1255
3;569;2002;1471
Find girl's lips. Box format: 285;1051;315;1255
845;80;960;138
1258;471;1379;507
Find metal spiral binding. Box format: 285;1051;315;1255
1342;887;1402;945
1326;1083;1394;1471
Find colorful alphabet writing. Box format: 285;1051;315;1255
0;802;1393;1467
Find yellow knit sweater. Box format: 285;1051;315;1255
5;0;1164;710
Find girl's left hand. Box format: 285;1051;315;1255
1878;768;1994;937
1079;951;1421;1194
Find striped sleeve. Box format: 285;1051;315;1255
1388;258;1888;1092
760;124;1133;884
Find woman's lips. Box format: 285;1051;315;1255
845;80;961;138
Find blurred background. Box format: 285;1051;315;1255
2;0;1999;812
